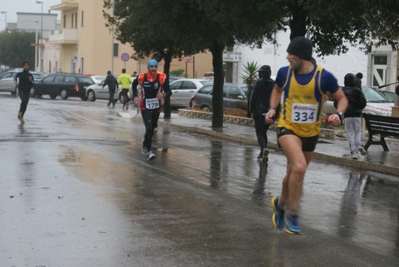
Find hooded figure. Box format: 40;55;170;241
248;65;278;122
334;73;366;117
334;73;367;159
247;65;277;161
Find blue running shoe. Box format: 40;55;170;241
284;213;302;235
271;196;285;229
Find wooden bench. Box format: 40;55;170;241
363;113;399;151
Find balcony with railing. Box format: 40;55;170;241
50;1;79;11
48;28;78;45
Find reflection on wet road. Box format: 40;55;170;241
0;95;398;266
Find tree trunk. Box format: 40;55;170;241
163;52;172;119
210;43;225;129
289;3;307;40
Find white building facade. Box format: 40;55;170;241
233;30;398;95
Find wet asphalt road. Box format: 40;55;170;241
0;94;399;267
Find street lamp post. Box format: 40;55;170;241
34;21;39;71
0;11;6;31
111;0;115;74
36;1;43;71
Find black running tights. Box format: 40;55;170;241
19;90;30;116
141;110;160;151
255;122;271;153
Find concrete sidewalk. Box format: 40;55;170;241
131;112;399;176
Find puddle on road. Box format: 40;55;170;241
57;144;142;195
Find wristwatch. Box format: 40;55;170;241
336;111;343;121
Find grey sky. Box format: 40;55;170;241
0;0;61;31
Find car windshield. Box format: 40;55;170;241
80;76;95;84
200;81;212;86
362;87;390;103
92;76;106;81
381;91;395;102
32;74;42;80
240;85;248;94
197;85;213;94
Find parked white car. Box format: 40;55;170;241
85;80;119;102
89;76;106;84
85;76;133;102
169;78;211;108
362;86;394;116
323;86;394;116
0;69;44;95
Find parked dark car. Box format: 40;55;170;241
192;83;247;111
31;73;95;100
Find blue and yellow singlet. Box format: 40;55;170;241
277;65;327;137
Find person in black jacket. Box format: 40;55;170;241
247;65;276;162
103;70;119;108
335;73;367;159
15;61;35;124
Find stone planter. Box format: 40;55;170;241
178;109;342;139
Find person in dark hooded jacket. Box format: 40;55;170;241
247;65;277;162
103;70;119;108
334;73;367;159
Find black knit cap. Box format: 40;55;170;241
286;36;313;60
356;72;363;79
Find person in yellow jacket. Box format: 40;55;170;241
117;68;133;110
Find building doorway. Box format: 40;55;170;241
371;55;388;87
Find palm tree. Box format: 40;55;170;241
241;60;260;92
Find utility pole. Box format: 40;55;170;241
36;1;43;71
111;0;115;74
35;21;38;71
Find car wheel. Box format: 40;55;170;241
189;98;194;108
30;87;36;97
87;90;96;102
49;94;57;99
202;105;211;112
60;89;68;100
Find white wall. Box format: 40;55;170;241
17;13;58;38
236;31;368;86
